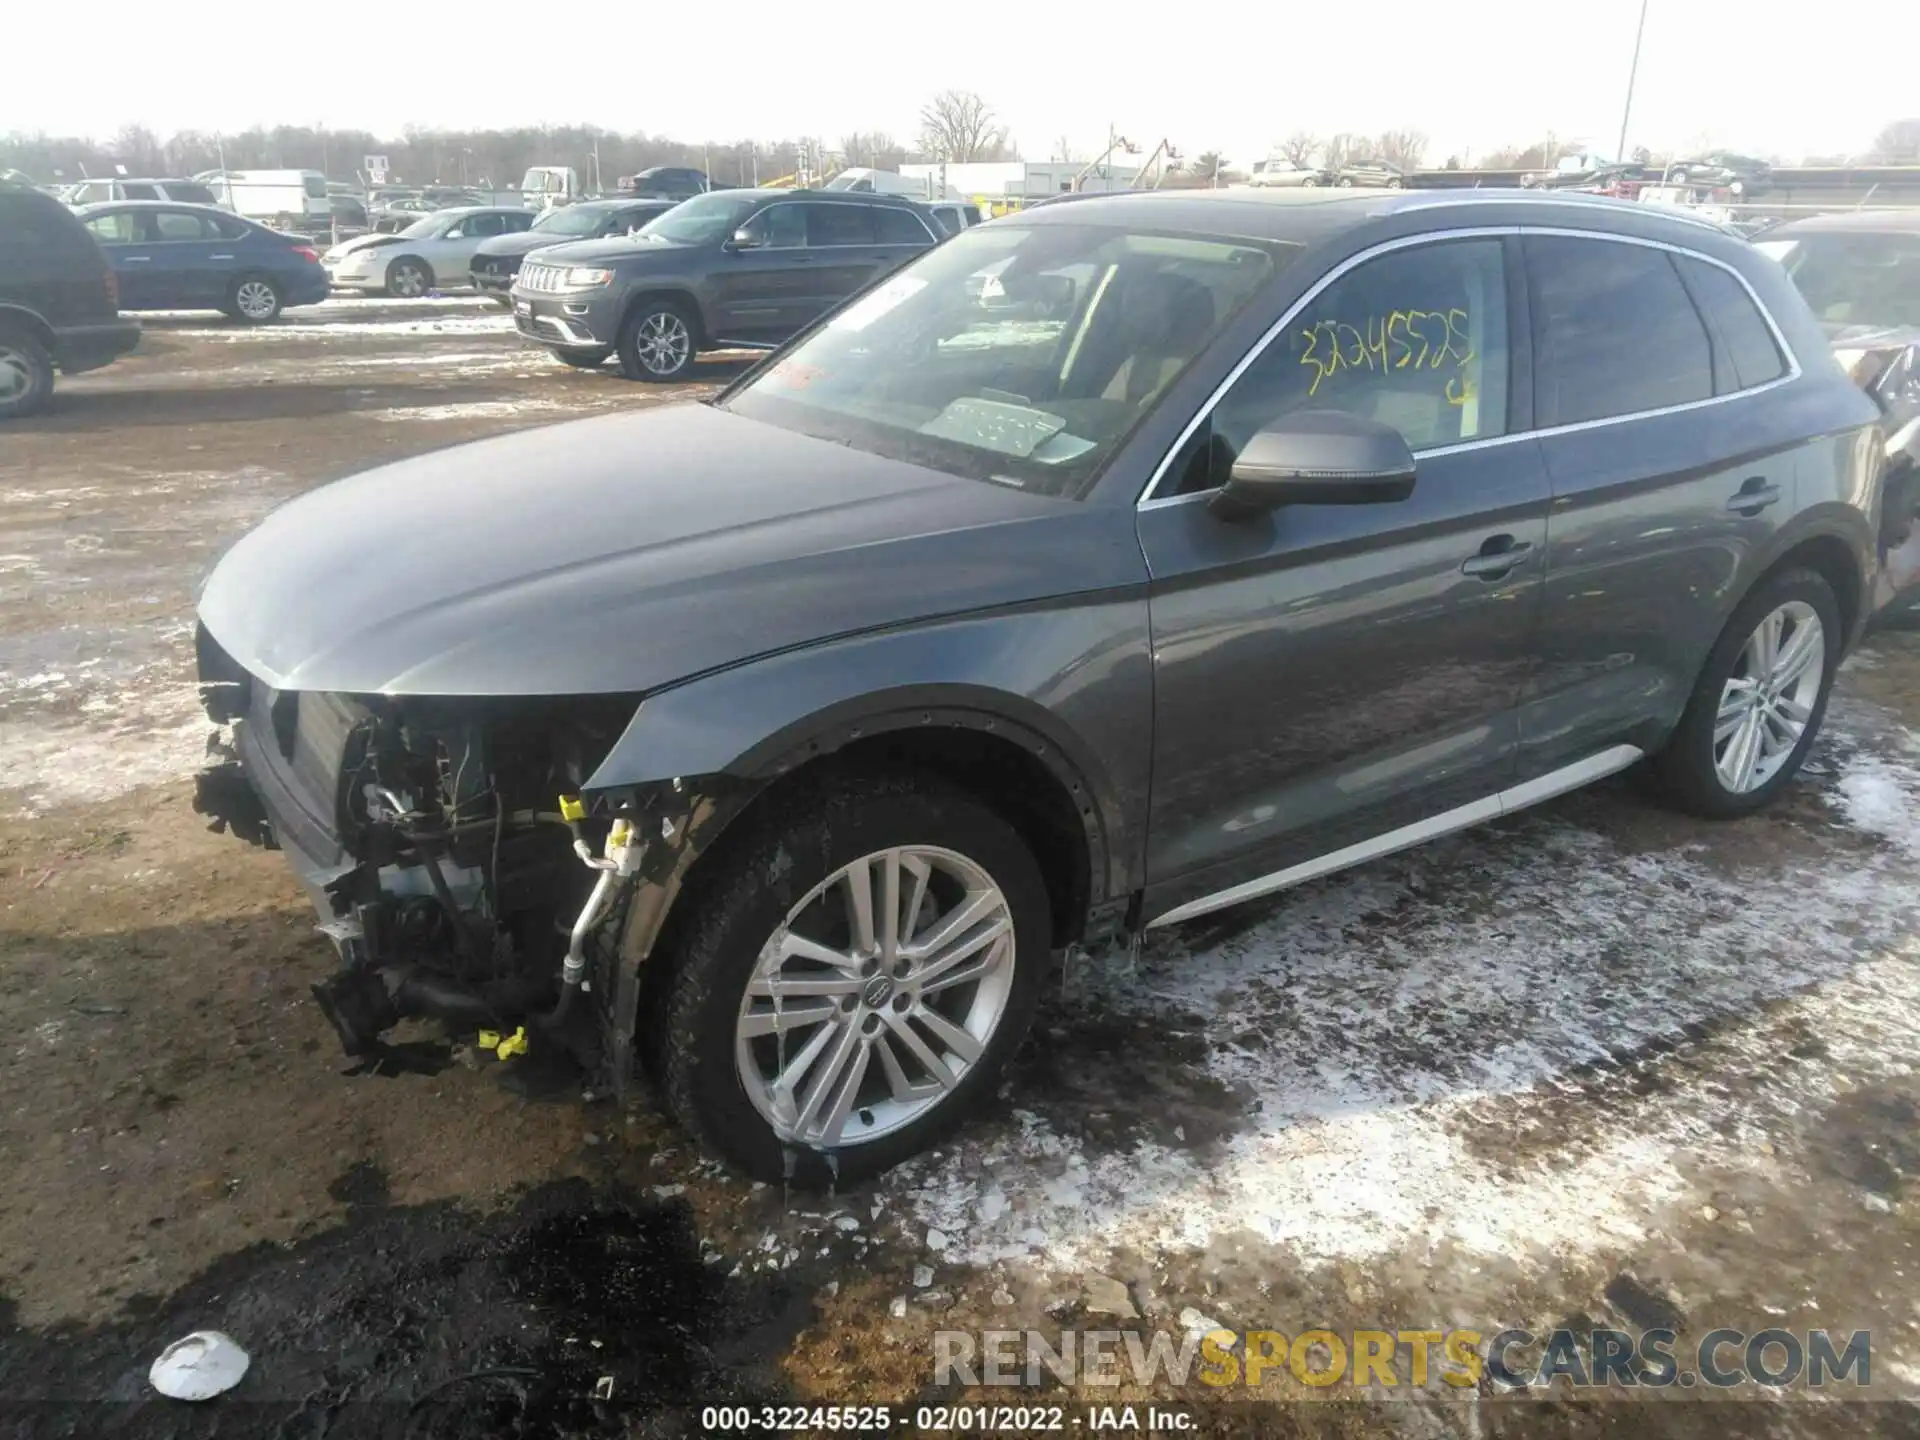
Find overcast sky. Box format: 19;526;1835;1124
3;0;1904;165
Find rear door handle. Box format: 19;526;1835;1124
123;255;151;262
1461;535;1533;579
211;253;234;260
1727;477;1781;514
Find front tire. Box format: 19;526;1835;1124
0;325;54;420
655;771;1050;1186
616;299;697;381
384;256;431;298
228;275;283;324
1654;567;1840;817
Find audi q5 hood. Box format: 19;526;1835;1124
195;404;1137;697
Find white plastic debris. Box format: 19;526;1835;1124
889;1296;908;1319
834;1216;861;1233
913;1264;935;1289
149;1331;250;1401
926;1227;950;1252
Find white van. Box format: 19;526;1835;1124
198;170;331;226
825;167;946;200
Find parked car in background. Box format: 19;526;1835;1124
63;177;220;207
470;198;675;302
1758;209;1920;610
322;206;535;296
1667;153;1772;197
327;195;370;235
924;199;985;236
510;188;940;379
197;170;332;227
0;179;140;418
620;166;710;200
1248;160;1330;187
196;188;1882;1184
1335;160;1404;188
75;201;328;322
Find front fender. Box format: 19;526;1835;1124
584;593;1154;902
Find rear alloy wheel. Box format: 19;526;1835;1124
655;772;1049;1185
617;300;696;381
385;257;431;298
1655;567;1840;817
0;326;53;420
229;275;283;324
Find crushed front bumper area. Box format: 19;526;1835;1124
190;622;643;1081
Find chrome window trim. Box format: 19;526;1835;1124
1136;223;1804;509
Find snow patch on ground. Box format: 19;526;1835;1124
176;315;514;340
886;701;1920;1276
369;398;591;422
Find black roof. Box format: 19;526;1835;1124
1769;208;1920;237
701;186;933;210
1013;186;1744;247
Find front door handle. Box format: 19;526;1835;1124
210;253;234;260
1461;534;1533;579
1727;477;1782;515
123;255;151;262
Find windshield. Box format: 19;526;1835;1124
637;193;757;245
533;206;607;236
1763;232;1920;330
399;215;444;239
722;223;1289;497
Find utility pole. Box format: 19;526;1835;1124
1616;0;1650;161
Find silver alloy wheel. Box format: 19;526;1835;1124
735;845;1016;1148
1714;598;1825;794
390;262;427;297
235;280;278;320
633;310;691;375
0;344;33;404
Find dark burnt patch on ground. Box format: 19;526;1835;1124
0;1178;801;1438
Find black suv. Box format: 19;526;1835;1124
0;181;140;419
510;188;940;380
470;199;675;303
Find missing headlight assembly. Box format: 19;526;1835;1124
193;622;659;1081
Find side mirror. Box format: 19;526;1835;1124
1208;411;1416;522
727;226;761;251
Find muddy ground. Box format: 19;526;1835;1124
4;298;1920;1437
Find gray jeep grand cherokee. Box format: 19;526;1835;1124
510;187;941;380
196;189;1886;1185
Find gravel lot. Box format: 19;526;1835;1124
3;297;1919;1436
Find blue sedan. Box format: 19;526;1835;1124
74;201;329;323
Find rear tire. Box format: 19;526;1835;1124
617;299;697;381
228;274;283;324
384;256;431;298
653;771;1050;1186
0;325;53;420
556;348;611;369
1653;567;1841;818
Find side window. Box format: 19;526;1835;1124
873;207;933;245
1526;235;1713;427
74;182;111;204
1191;238;1510;492
807;204;876;247
122;183;158;200
461;214;502;238
501;212;534;234
84;212;139;243
152;210;211;241
210;214;253;241
1675;255;1787;393
743;204;806;248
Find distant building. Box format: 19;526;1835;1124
899;159;1143;209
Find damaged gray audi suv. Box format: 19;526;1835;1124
195;189;1888;1184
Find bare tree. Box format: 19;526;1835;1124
1323;133;1374;170
1278;131;1320;168
1192;150;1226;186
918;90;1011;162
836;131;908;172
1374;129;1427;171
1870;118;1920;163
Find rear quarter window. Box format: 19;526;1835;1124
1675;255;1788;392
1525;234;1715;427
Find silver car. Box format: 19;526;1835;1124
322;206;535;296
